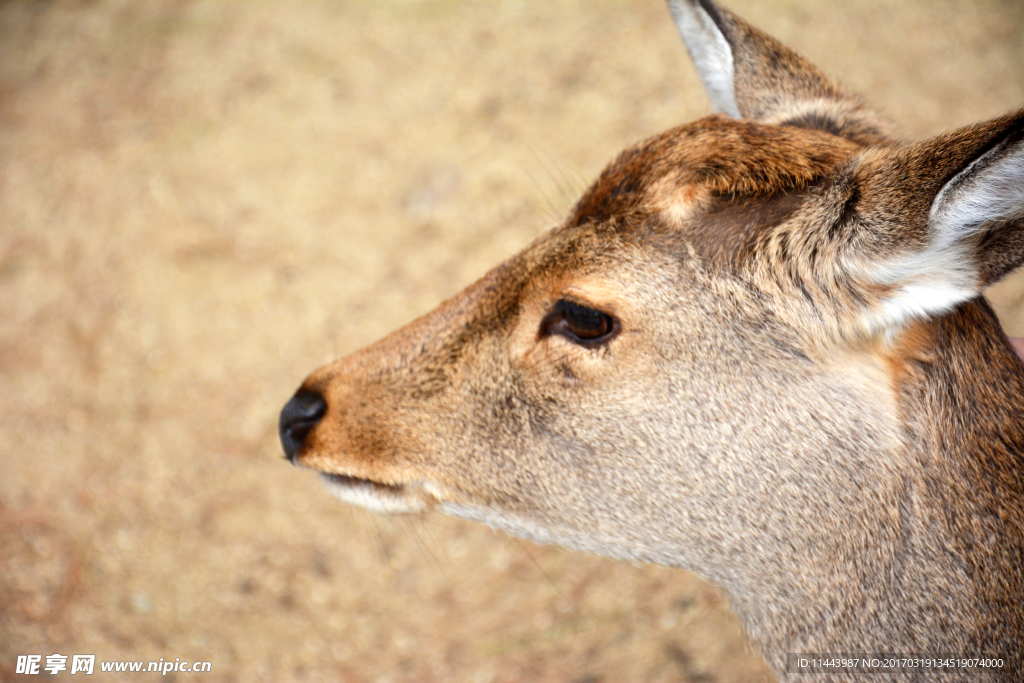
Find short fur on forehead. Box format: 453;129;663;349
570;115;860;227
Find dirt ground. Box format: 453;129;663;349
1;1;1021;681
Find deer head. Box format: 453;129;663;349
281;0;1024;676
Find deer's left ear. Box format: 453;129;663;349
851;110;1024;330
668;0;894;147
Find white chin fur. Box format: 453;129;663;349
319;473;426;514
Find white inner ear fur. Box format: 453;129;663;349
930;139;1024;240
668;0;741;118
862;139;1024;335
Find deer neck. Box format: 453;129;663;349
889;300;1024;653
732;299;1024;679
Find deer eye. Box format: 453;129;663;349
541;300;619;347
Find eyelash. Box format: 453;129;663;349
540;299;619;348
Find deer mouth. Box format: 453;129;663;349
319;473;430;514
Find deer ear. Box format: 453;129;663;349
667;0;893;147
854;111;1024;330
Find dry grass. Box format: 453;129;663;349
1;1;1021;681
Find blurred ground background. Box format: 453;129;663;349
0;0;1021;681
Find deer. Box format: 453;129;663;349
279;1;1024;680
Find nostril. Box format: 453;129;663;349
279;389;327;463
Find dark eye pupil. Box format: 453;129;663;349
562;302;609;339
540;299;617;346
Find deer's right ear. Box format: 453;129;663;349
667;0;894;147
850;110;1024;332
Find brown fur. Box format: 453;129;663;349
282;1;1024;680
679;0;896;146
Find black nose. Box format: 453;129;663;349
279;389;327;463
